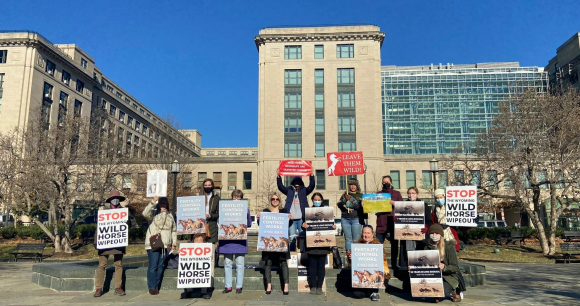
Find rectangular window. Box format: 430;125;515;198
218;151;226;155
59;91;69;108
127;116;133;126
229;151;237;155
390;171;400;189
340;175;358;190
122;173;132;190
43;82;54;101
337;44;354;58
470;170;481;187
315;93;324;108
284;45;302;59
284;141;302;157
137;173;146;191
183;172;192;189
454;170;465;186
243;172;252;190
132;103;138;110
337;68;355;84
555;170;565;189
315;169;326;190
338;141;356;152
119;110;125;123
314;45;324;59
284;93;302;109
0;73;4;116
142;125;148;136
406;171;416;189
338;116;356;132
316;142;325;157
80;58;88;69
109;105;116;116
487;170;498;189
337;92;355;108
76;80;84;93
284;117;302;133
315;69;324;84
0;50;6;63
315;117;324;133
135;121;141;132
438;170;448;188
62;70;70;85
228;172;237;190
197;172;207;188
106;85;114;92
284;69;302;85
422;170;432;189
116;92;122;98
537;170;548;189
213;172;222;188
46;60;55;76
77;174;87;192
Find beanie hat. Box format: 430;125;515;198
434;189;445;197
428;224;445;237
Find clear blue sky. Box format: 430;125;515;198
4;0;580;147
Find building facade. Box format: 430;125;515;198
546;32;580;90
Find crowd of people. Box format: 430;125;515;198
93;174;464;303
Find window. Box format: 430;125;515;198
46;60;55;76
315;69;324;84
470;170;481;187
62;70;70;85
338;116;356;132
137;173;146;191
206;151;215;155
119;111;125;123
109;105;116;116
284;45;302;59
315;170;326;190
316;142;325;157
406;171;416;189
555;170;565;189
213;172;222;188
337;68;355;84
338;92;355;108
337;44;354;58
284;117;302;133
438;170;448;188
284;69;302;85
338;141;356;152
197;172;207;188
390;171;400;189
140;108;145;115
58;93;67;126
314;45;324;59
487;170;498;189
125;97;130;103
537;170;548;189
122;174;132;190
77;174;87;192
106;85;114;92
183;172;192;189
76;80;84;93
135;121;141;132
340;175;358;190
127;116;133;126
0;74;4;116
315;93;324;108
116;92;122;98
284;141;302;157
142;125;148;136
422;170;432;189
241;151;249;155
59;91;69;108
252;151;258;155
284;93;302;109
229;151;237;155
218;151;226;155
454;170;465;186
132;103;138;110
315;117;324;132
0;50;6;63
43;82;54;101
243;172;252;189
80;58;88;69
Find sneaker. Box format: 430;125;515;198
236;288;242;294
452;289;462;302
114;288;126;296
316;287;323;295
370;293;380;301
93;288;102;298
222;287;232;294
309;287;316;295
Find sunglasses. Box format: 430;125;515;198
271;198;280;202
363;224;373;230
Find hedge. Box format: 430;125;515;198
458;226;566;241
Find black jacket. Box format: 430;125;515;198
206;193;220;243
277;176;315;220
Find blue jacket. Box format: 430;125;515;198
277;176;315;220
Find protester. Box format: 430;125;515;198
349;225;391;301
300;193;337;295
426;189;460;252
143;196;177;295
337;178;364;266
203;178;221;256
257;192;293;295
94;190;129;298
277;171;315;250
375;175;404;277
414;224;462;303
219;189;252;294
183;234;213;299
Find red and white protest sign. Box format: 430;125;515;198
279;160;312;176
445;186;478;227
96;208;129;249
326;151;364;177
178;243;213;288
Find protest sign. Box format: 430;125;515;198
305;207;335;247
362;193;392;213
279;160;312;176
326;151;364;177
176;196;206;235
351;243;386;289
445;186;478;227
257;212;289;252
96;208;129;250
408;250;445;298
146;170;167;197
177;243;213;288
297;253;327;292
288;252;330;269
393;201;425;240
218;200;248;240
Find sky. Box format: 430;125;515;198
3;0;580;148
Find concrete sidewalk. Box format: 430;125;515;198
2;261;579;305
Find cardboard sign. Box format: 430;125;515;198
351;243;386;289
393;201;425;241
177;243;213;288
257;212;289;252
96;208;129;249
305;207;336;247
362;193;392;213
176;196;206;235
326;151;364;177
408;250;445;298
288;252;331;269
147;170;167;197
445;186;478;227
297;253;327;292
279;160;312;177
218;200;248;240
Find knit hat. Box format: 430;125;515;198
428;224;445;237
348;178;361;192
434;189;445;197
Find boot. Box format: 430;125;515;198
452;289;462;302
93;288;102;298
114;288;126;296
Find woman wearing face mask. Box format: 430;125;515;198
412;224;461;303
349;225;391;301
300;193;336;295
337;178;364;266
258;192;293;295
427;189;460;252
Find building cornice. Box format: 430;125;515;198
254;31;385;50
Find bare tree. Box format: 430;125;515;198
162;112;185;131
255;165;281;214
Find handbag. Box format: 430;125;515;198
205;197;214;238
149;213;168;252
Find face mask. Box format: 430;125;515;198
383;183;391;190
436;199;445;206
110;199;120;206
204;187;213;194
313;201;322;207
430;235;441;242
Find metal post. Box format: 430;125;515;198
433;172;437;191
172;172;178;216
363;163;368;194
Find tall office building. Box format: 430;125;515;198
546;32;580;90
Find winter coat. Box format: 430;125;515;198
376;188;404;234
96;205;131;256
259;208;293;261
143;202;177;250
277;176;315;220
218;209;252;254
299;202;332;256
428;208;460;252
353;238;391;279
423;240;459;289
337;191;364;220
206;193;221;243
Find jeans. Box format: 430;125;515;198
223;254;245;289
288;219;303;251
147;249;168;290
95;254;123;289
308;254;326;289
341;218;362;251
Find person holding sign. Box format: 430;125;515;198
277;171;315;250
300;193;336;295
426;189;460;252
94;190;129;298
219;189;252;294
143;196;177;295
257;192;294;295
203;178;221;265
374;175;404;277
337;178;364;266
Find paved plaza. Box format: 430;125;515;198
1;261;579;305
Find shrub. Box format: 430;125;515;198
129;227;147;241
0;226;16;239
16;226;31;239
73;224;96;239
29;226;47;240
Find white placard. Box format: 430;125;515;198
445;186;478;227
147;170;167;197
177;243;213;288
96;208;129;249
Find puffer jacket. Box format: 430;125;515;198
143;202;177;250
277;175;315;220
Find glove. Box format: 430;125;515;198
345;200;354;209
421;227;428;234
392;216;398;222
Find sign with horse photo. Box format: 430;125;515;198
305;207;335;247
351;244;386;289
257;212;289;252
408;250;445;298
218;200;248;240
176;196;206;235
